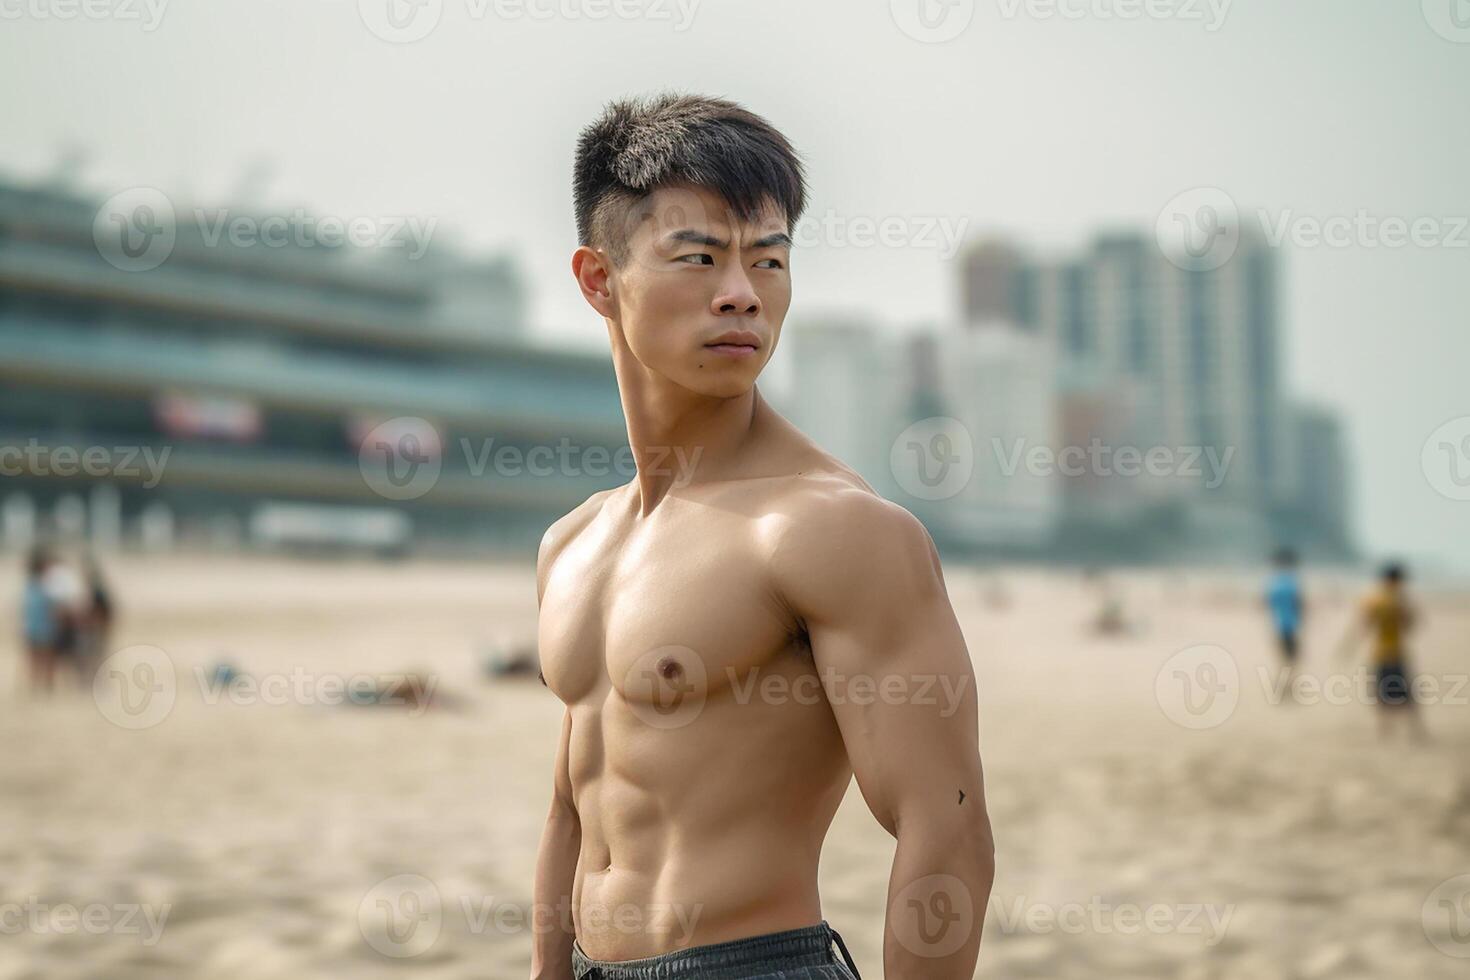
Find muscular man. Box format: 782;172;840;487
531;93;995;980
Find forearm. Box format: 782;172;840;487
883;810;995;980
529;801;581;980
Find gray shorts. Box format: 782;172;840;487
571;920;862;979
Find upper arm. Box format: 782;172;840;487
772;488;988;841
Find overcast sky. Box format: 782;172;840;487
3;0;1467;573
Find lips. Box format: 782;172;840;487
704;330;761;351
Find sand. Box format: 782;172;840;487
1;554;1467;979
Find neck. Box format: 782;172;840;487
607;327;764;517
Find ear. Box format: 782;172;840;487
571;245;616;319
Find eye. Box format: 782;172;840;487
754;257;784;270
676;253;714;266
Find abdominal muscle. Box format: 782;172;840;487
568;691;850;961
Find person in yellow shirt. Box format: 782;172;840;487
1345;563;1428;741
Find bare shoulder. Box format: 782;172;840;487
765;466;944;624
535;485;624;605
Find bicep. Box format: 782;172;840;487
808;590;980;837
786;497;983;837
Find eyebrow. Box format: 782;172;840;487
665;229;793;250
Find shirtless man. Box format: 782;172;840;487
531;93;996;980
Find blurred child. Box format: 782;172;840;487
1265;548;1305;687
1342;562;1428;742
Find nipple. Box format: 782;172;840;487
656;656;684;681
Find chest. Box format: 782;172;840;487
537;503;799;705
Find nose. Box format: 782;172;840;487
710;266;761;317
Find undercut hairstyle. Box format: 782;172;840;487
573;92;808;266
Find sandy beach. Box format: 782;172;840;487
1;554;1467;979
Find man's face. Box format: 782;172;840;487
608;182;793;398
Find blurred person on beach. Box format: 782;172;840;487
532;93;995;980
40;552;86;689
1265;548;1305;691
21;547;60;694
1341;562;1428;742
74;554;115;687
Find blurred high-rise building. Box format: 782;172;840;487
961;226;1352;561
771;315;905;501
925;325;1059;553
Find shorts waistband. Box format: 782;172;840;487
571;920;856;979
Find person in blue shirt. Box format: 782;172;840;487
22;547;59;694
1265;548;1306;676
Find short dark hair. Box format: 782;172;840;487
1381;561;1406;584
573;91;808;266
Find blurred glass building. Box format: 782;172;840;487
0;179;629;557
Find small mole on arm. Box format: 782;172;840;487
958;789;966;805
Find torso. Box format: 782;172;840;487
538;466;865;959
